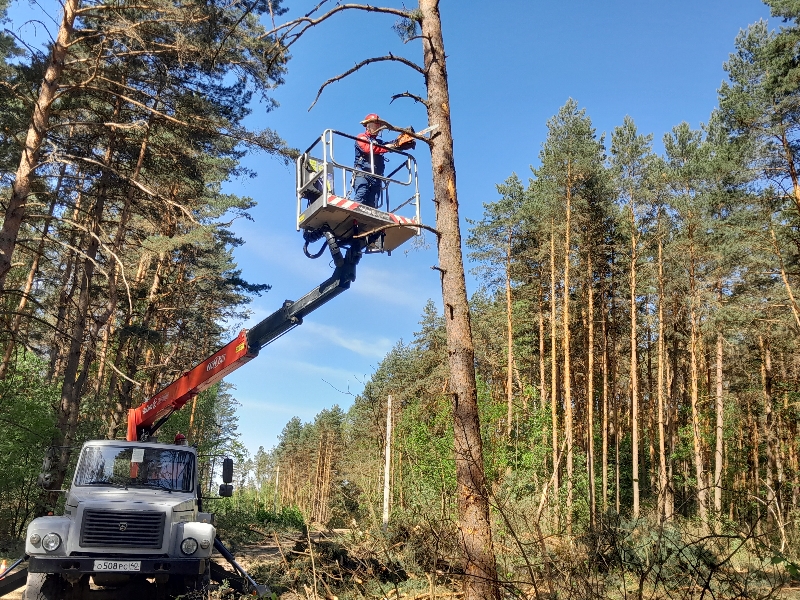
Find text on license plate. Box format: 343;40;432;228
93;560;141;572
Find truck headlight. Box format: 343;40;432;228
180;537;198;555
199;539;211;550
42;533;61;552
29;533;41;546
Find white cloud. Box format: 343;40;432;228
275;358;371;388
300;321;392;358
236;226;333;284
238;399;314;418
351;263;437;310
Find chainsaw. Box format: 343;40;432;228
394;124;439;150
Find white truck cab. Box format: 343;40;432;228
24;440;218;599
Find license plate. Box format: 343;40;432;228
93;560;141;572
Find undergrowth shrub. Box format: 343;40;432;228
210;496;305;546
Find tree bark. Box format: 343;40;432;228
0;0;80;289
760;335;777;516
602;289;609;513
505;232;514;437
657;230;669;520
46;176;109;508
418;2;499;597
47;188;84;381
538;277;547;414
629;199;640;519
382;394;393;532
614;338;621;514
714;328;724;517
0;165;63;378
563;172;573;533
689;245;708;523
550;221;559;501
769;225;800;330
586;249;595;527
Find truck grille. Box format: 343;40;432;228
80;509;165;548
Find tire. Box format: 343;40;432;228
159;570;210;600
180;568;211;600
23;573;89;600
22;573;64;600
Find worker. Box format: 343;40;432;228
353;113;399;208
174;432;188;446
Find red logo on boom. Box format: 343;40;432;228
206;355;226;372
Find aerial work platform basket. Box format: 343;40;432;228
296;129;421;253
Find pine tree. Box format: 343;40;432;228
0;0;290;290
531;99;606;528
610;116;657;518
467;174;526;438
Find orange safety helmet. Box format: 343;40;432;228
361;113;387;127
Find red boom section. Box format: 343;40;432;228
126;330;256;441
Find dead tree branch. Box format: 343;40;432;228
260;3;413;49
57;154;202;226
381;123;437;147
308;54;425;110
390;90;429;107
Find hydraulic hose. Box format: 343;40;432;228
303;237;328;260
303;227;328;259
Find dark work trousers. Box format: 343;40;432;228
353;175;382;208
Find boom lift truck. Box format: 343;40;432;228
0;130;421;600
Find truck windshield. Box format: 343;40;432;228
74;446;194;493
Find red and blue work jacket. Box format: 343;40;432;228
354;131;391;177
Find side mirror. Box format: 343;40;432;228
221;458;234;484
218;484;233;498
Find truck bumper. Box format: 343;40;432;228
28;556;206;576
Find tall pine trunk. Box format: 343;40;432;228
689;245;708;523
629;199;640;518
587;250;595;527
657;230;669;520
760;335;777;516
0;169;62;378
47;188;84;381
0;0;80;289
418;2;499;597
505;232;514;437
714;328;724;517
602;291;609;513
46;175;109;507
563;170;573;532
550;221;559;501
538;278;547;413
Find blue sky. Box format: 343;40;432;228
6;0;776;455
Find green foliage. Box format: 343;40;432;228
0;353;59;539
159;383;244;460
392;16;419;43
0;0;19;77
467;174;527;289
210;490;305;546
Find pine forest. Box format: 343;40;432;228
2;0;800;598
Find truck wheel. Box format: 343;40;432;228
23;574;88;600
22;573;64;600
160;571;210;600
181;570;211;600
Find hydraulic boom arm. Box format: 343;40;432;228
127;236;361;442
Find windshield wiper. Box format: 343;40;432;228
84;480;127;490
131;481;174;493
